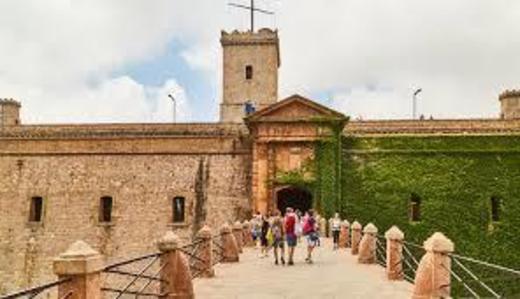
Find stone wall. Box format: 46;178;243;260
345;118;520;135
0;127;251;294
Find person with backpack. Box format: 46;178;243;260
271;210;285;265
284;207;297;265
303;209;319;264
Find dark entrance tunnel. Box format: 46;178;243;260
276;186;313;215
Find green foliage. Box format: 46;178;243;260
340;135;520;297
313;123;344;219
274;158;316;189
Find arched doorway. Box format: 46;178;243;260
276;186;313;215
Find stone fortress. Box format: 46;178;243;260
1;28;519;294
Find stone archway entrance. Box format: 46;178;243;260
276;186;313;215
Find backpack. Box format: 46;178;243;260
303;218;313;235
285;214;296;235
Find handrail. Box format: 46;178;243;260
0;278;72;299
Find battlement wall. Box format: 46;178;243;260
0;123;250;155
345;118;520;136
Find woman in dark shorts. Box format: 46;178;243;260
260;214;270;257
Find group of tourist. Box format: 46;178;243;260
250;207;320;265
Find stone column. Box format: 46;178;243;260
232;221;243;253
53;240;103;299
358;223;378;264
319;217;327;237
157;231;194;299
220;224;239;263
242;221;253;247
196;226;215;278
412;232;454;299
351;221;362;255
385;226;404;281
339;220;350;248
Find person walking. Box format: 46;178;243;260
271;210;285;265
331;212;341;250
251;211;262;247
303;209;319;264
284;207;297;265
260;214;270;257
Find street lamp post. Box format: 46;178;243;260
168;94;176;123
413;88;422;120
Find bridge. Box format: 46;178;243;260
2;220;519;299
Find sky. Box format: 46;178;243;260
1;0;519;124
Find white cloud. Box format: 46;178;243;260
0;0;193;123
1;1;520;122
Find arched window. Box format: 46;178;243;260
409;194;421;222
245;65;253;80
173;197;185;223
99;196;113;223
491;197;500;222
29;196;43;222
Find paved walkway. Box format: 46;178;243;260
194;238;412;299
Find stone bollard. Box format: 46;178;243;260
232;221;244;253
157;231;194;299
351;221;362;255
385;226;404;281
220;224;239;263
339;220;350;248
358;223;378;264
320;217;327;237
412;232;454;299
53;240;103;299
242;221;253;247
196;226;215;278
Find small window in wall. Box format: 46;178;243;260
409;194;421;222
491;197;500;222
99;196;113;223
245;65;253;80
29;196;43;222
172;196;185;223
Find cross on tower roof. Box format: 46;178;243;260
229;0;274;32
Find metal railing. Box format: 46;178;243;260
448;253;520;298
0;278;72;299
374;234;520;298
178;238;207;279
101;252;166;298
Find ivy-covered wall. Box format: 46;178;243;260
339;135;520;284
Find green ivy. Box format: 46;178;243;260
340;135;520;297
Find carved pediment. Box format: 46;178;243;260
245;94;347;123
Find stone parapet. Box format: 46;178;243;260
345;119;520;136
0;98;21;107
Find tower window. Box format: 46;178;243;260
29;196;43;222
491;197;500;222
99;196;113;223
172;196;185;223
245;65;253;80
409;194;421;222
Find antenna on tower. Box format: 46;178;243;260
228;0;274;32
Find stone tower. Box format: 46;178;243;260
0;98;21;126
499;90;520;119
220;29;280;123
